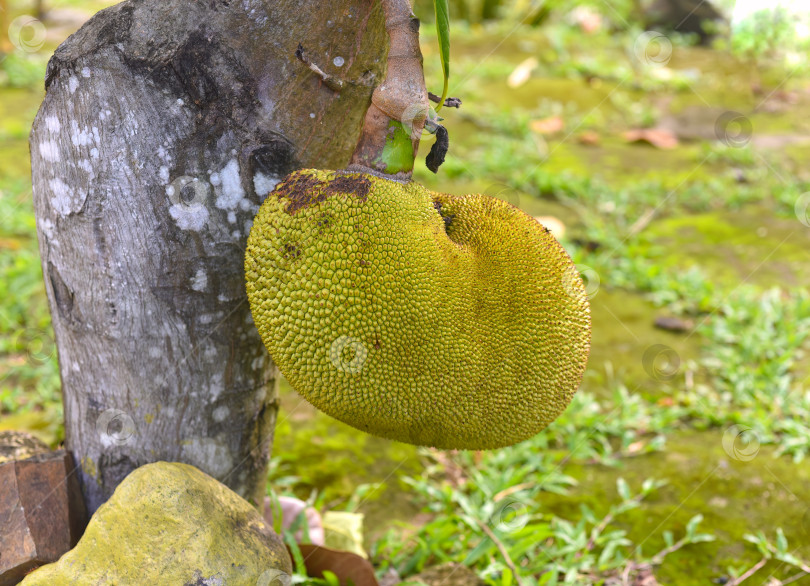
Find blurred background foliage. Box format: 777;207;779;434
2;0;810;584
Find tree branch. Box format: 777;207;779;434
726;557;768;585
428;91;462;108
295;43;344;91
474;518;526;586
349;0;428;178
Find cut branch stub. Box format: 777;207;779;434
349;0;429;178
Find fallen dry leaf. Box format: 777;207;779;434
577;130;600;146
293;544;379;586
653;316;694;332
623;128;679;150
0;238;22;251
529;116;565;135
626;441;645;455
507;57;538;88
570;6;603;34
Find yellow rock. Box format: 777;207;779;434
245;169;591;449
21;462;291;585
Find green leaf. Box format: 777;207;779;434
268;490;283;535
463;537;493;565
685;514;703;538
692;534;716;543
322;571;341;586
776;528;788;554
433;0;450;111
616;478;631;502
283;529;308;575
378;121;415;174
500;567;513;586
663;531;674;548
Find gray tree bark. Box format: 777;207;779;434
29;0;386;514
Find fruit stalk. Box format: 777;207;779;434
349;0;429;179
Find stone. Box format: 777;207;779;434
640;0;726;44
0;430;50;464
0;450;86;586
20;462;291;585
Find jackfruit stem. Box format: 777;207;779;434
349;0;429;180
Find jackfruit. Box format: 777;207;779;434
245;169;590;450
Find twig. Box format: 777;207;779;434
763;543;810;574
295;44;344;92
583;510;618;555
580;494;645;558
650;536;691;565
620;563;633;585
428;92;462;108
474;518;525;586
782;570;810;585
627;207;657;238
493;482;535;502
726;557;768;585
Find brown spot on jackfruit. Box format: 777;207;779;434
324;175;371;200
278;173;324;215
278;173;371;215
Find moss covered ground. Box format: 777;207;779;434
2;2;810;584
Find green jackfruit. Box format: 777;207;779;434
245;169;590;449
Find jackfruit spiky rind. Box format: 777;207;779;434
245;169;591;449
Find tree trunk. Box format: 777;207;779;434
640;0;726;44
29;0;386;514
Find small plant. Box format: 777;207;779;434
372;470;715;584
725;530;810;584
